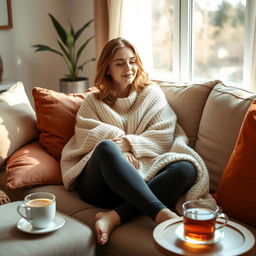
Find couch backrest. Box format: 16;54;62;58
161;80;256;192
195;82;256;192
160;80;219;148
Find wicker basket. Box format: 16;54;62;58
0;190;11;205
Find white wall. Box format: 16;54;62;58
0;0;95;103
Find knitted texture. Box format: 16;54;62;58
0;190;11;205
60;84;212;214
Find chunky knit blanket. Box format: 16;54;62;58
61;84;212;214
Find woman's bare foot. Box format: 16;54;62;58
95;210;121;245
155;208;179;224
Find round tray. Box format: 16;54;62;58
153;217;255;256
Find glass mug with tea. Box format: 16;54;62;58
17;192;56;229
182;199;228;242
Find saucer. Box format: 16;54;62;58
153;217;255;256
175;224;224;245
17;213;65;234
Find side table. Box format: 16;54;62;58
0;201;96;256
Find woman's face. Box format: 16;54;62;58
107;47;138;88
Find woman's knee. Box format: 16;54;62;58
94;140;121;159
175;161;197;187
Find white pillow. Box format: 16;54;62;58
0;82;38;166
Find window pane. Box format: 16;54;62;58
151;0;174;73
193;0;246;84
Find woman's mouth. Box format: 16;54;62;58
122;74;134;78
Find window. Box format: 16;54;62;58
193;0;246;84
151;0;174;74
150;0;249;86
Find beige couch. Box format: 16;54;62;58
0;80;255;256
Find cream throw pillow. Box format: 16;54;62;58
0;82;38;166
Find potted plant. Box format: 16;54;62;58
32;13;95;94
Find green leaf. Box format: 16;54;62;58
66;31;74;48
32;44;63;57
69;22;75;38
74;19;94;41
57;41;72;62
77;57;96;70
76;35;94;63
48;13;67;46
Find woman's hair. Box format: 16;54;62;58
94;37;151;105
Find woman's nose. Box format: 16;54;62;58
124;62;131;71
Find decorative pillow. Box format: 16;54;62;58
6;141;62;189
0;82;38;166
216;101;256;227
32;87;93;161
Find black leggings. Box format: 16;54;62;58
77;140;196;223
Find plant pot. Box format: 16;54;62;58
0;55;3;82
59;77;89;94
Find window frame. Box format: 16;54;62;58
152;0;253;88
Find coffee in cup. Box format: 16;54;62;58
182;199;228;242
17;192;56;229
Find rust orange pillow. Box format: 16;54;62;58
32;87;92;161
216;101;256;227
6;141;62;189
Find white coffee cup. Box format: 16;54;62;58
17;192;56;229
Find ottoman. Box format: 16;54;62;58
0;201;96;256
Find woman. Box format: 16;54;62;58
61;37;212;245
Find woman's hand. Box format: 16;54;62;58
123;152;139;169
111;137;131;152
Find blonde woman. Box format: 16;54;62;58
61;37;211;245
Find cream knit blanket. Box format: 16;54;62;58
61;84;212;214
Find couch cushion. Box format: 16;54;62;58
216;100;256;227
160;80;219;148
6;141;62;189
73;210;166;256
32;87;92;161
0;82;38;166
195;82;256;192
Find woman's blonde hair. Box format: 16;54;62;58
94;37;151;105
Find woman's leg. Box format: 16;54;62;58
77;140;172;244
77;140;168;219
77;140;196;244
148;160;197;208
114;160;197;223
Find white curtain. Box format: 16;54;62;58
251;18;256;92
121;0;153;73
108;0;124;39
243;0;256;92
106;0;153;73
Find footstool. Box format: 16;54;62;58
0;201;96;256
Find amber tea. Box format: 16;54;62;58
183;208;216;241
182;199;228;243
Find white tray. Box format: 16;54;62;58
153;217;255;256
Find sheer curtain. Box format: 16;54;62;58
251;18;256;92
94;0;153;73
243;0;256;92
